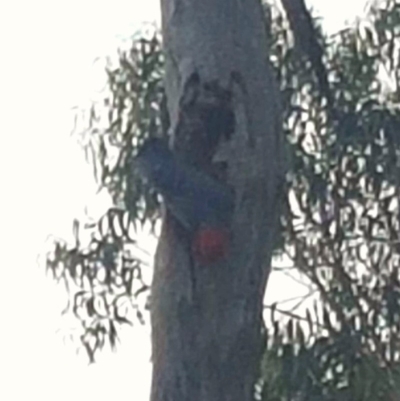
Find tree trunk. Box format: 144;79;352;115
151;1;283;400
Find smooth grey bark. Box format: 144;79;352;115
151;1;283;400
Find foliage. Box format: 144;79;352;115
259;0;400;399
46;32;165;361
45;0;400;399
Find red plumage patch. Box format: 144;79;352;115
192;227;230;264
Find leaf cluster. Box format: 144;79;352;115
46;31;166;360
260;1;400;399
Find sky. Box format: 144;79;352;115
0;0;370;400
